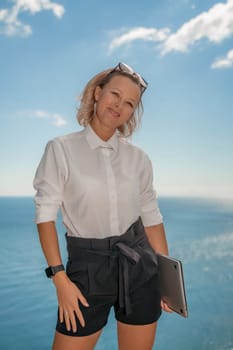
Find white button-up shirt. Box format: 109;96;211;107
33;124;163;238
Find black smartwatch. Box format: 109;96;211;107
45;264;65;278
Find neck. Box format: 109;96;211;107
90;119;115;141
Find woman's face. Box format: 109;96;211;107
92;75;141;137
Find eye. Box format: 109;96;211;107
111;91;119;96
126;101;134;108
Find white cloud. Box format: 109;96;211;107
0;0;65;37
108;0;233;57
34;109;67;127
162;0;233;54
211;48;233;68
0;9;8;20
52;113;67;127
109;26;170;51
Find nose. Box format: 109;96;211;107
114;96;122;109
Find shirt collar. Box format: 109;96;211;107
85;124;119;152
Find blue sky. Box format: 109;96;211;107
0;0;233;199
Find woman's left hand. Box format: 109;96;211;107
161;299;173;313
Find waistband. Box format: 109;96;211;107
65;217;155;315
66;217;144;255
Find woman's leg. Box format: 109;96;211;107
52;329;102;350
117;321;157;350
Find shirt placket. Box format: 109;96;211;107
101;148;119;235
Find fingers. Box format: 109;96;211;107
60;305;84;333
56;277;90;333
161;299;173;313
64;309;71;332
72;286;89;328
59;306;64;324
64;309;77;333
78;291;89;308
58;288;89;332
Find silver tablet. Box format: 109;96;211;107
157;253;188;318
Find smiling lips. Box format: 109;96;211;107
108;107;120;118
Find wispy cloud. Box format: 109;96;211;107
0;0;65;37
109;27;170;51
33;109;67;127
211;48;233;69
108;0;233;61
161;0;233;55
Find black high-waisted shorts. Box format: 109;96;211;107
56;217;161;336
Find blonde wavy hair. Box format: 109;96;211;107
77;68;144;137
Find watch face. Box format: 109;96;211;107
45;266;53;278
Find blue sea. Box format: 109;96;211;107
0;197;233;350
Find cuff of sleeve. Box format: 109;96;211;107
34;203;59;224
141;209;163;227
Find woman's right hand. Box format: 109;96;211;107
52;271;89;333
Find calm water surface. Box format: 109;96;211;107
0;197;233;350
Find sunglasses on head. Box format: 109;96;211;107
110;62;148;93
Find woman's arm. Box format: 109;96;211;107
37;221;63;266
37;222;89;332
144;223;173;313
144;223;169;255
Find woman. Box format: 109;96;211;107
33;62;172;350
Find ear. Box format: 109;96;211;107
94;86;102;102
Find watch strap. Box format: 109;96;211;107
45;264;65;278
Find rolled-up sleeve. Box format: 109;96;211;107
140;154;163;227
33;139;67;224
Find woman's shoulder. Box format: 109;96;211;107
50;128;85;145
41;130;85;157
118;137;148;158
